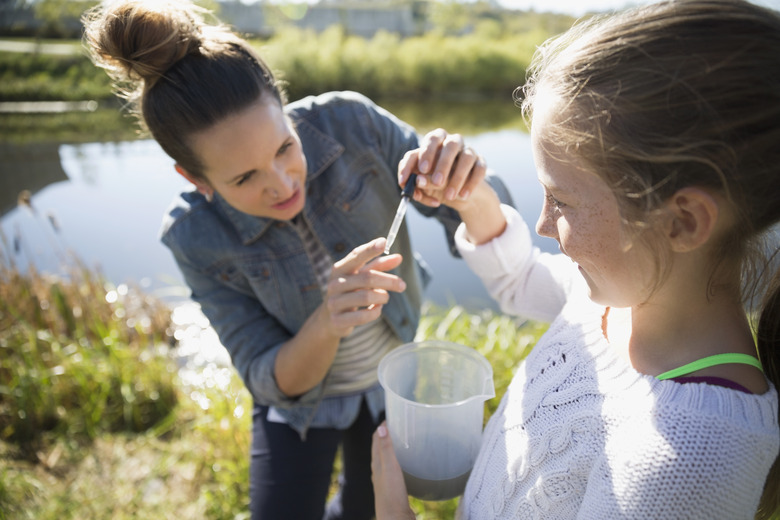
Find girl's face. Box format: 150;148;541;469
188;97;307;221
531;111;655;308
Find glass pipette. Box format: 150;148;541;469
384;173;417;254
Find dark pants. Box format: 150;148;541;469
249;399;381;520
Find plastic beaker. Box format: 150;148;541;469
377;340;495;501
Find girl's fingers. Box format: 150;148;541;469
372;422;415;520
398;149;420;190
441;147;476;201
429;133;465;189
416;128;448;175
458;152;487;200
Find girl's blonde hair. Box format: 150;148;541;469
82;0;286;179
520;1;780;516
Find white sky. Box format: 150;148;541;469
267;0;780;17
494;0;780;16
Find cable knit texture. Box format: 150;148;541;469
455;205;780;520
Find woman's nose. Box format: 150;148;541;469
266;168;294;197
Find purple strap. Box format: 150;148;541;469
670;376;753;394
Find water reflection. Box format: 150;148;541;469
0;130;558;313
0;142;68;216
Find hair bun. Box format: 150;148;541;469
84;0;204;87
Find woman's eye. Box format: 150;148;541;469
277;142;291;156
236;172;254;186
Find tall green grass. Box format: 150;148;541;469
257;25;544;102
0;246;176;451
0;50;112;102
0;24;556;105
0;245;544;518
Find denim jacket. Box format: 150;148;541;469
160;91;510;438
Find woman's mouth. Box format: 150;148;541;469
272;189;300;211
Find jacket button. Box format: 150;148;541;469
334;243;346;253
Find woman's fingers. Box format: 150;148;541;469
329;259;405;295
324;240;406;331
332;237;387;274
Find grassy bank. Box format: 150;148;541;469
0;28;544;103
258;25;544;102
0;249;545;519
0;22;560;144
0;22;560;141
0;10;566;101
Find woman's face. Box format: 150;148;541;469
188;97;307;220
531;107;655;308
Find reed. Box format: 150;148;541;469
0;233;177;453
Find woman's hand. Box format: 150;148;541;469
275;238;405;397
398;128;487;211
372;422;416;520
323;237;406;339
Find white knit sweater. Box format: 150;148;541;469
454;205;779;520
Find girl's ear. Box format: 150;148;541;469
175;164;214;199
664;187;720;252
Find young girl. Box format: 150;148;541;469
82;1;510;519
372;0;780;518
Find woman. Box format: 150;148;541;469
82;1;511;519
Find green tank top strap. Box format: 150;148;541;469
656;353;763;381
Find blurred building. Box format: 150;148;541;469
218;1;422;38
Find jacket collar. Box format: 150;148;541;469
214;116;344;245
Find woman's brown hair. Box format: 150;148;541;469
82;0;286;179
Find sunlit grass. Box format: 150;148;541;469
0;247;176;449
0;248;544;518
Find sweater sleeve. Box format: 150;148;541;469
455;204;582;323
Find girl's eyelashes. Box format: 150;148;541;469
546;193;566;209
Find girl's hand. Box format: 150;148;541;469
398;128;487;211
323;237;406;338
372;422;416;520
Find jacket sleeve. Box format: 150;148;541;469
455;204;580;322
169;246;324;408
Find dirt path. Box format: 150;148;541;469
0;39;80;55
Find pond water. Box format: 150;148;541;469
0;109;558;314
